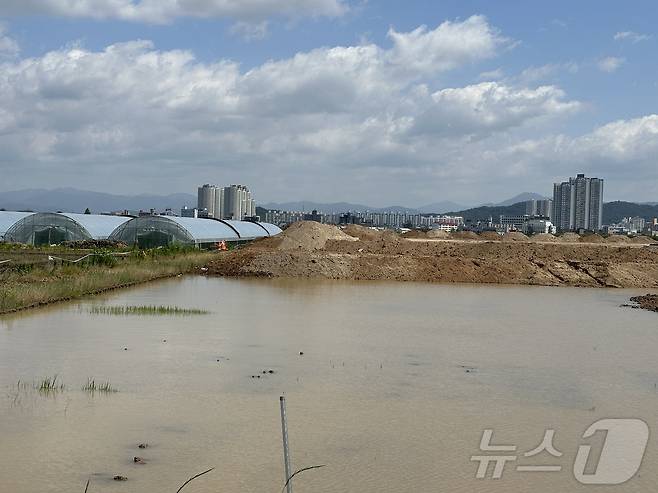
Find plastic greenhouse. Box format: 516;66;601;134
0;211;35;241
108;216;282;248
3;212;131;246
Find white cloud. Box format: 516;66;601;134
0;0;349;23
519;62;578;82
614;31;652;43
229;20;269;41
478;68;504;80
570;115;658;162
408;82;580;138
0;16;654;203
387;15;510;75
597;56;625;73
0;25;19;57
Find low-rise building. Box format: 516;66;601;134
522;218;556;235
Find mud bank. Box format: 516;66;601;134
205;222;658;289
629;294;658;312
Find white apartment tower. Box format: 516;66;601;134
222;184;255;220
197;184;217;218
197;184;256;220
552;174;604;232
525;199;554;220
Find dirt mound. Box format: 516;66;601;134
451;231;479;240
401;229;428;239
207;239;658;288
276;221;356;250
344;224;385;241
502;232;528;242
557;233;580;243
426;229;450;239
529;233;558;242
479;231;501;241
606;235;631;244
630;235;657;244
580;233;606;243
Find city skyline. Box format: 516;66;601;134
0;2;656;205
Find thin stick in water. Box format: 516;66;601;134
175;468;214;493
281;465;326;493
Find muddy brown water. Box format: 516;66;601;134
1;277;658;492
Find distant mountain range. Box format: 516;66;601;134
260;201;421;214
479;192;548;207
444;200;658;225
0;188;196;214
262;193;548;214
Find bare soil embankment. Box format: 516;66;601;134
205;222;658;289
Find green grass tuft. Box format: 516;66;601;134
89;305;210;316
36;375;65;393
82;378;118;393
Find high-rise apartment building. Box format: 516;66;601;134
525;199;553;219
552;174;604;232
197;184;256;220
197;184;217;218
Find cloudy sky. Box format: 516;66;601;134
0;0;656;206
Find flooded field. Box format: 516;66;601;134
1;277;658;492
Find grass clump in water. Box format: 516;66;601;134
36;375;65;393
83;378;118;393
89;305;210;316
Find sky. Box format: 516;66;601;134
0;0;656;207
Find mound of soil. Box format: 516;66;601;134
557;233;580;243
344;224;385;241
478;231;501;241
451;231;479;240
276;221;356;250
630;236;657;244
401;229;428;239
426;229;451;239
579;233;606;243
529;233;558;242
502;232;528;242
606;235;631;244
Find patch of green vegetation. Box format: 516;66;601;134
82;378;118;393
0;246;214;314
89;305;210;316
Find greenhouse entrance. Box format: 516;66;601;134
33;227;68;246
136;231;176;249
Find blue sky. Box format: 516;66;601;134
0;1;656;206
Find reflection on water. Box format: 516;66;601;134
1;277;657;492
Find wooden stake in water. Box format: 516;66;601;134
280;395;293;493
